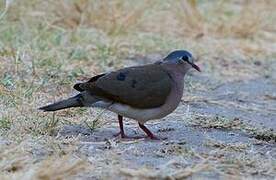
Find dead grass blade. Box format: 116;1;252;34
34;156;87;180
174;0;204;35
48;0;152;35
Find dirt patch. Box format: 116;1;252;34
53;56;276;179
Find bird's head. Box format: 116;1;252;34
162;50;201;72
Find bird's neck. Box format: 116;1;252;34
161;64;186;79
161;64;185;93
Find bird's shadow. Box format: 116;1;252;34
57;124;174;142
57;124;148;142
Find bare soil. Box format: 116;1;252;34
55;55;276;179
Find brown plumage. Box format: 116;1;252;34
39;50;201;139
74;64;172;109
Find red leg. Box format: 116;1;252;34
138;123;159;140
114;116;144;139
114;115;126;138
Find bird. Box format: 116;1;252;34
39;50;201;140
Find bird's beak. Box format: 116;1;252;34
188;57;201;72
191;63;201;72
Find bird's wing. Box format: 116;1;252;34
74;64;172;109
73;73;105;92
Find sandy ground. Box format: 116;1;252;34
54;55;276;179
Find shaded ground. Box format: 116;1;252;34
56;56;276;179
188;76;276;131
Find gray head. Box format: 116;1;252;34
162;50;201;72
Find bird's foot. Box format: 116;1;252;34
148;135;160;140
138;123;161;140
113;131;136;139
113;131;127;138
113;131;160;140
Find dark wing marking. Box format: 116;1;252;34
76;64;172;109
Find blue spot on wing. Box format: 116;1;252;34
117;72;126;81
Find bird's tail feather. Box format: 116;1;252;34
39;94;83;112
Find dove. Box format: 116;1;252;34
39;50;201;139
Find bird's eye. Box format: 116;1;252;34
181;55;189;62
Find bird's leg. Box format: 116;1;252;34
114;115;126;138
115;115;143;139
115;116;158;140
138;123;159;140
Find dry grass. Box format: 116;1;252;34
187;115;276;142
0;136;89;179
174;0;275;38
118;162;210;179
43;0;153;35
0;0;276;179
110;138;275;179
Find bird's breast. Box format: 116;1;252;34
107;77;184;123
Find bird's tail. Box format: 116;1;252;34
39;94;83;112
